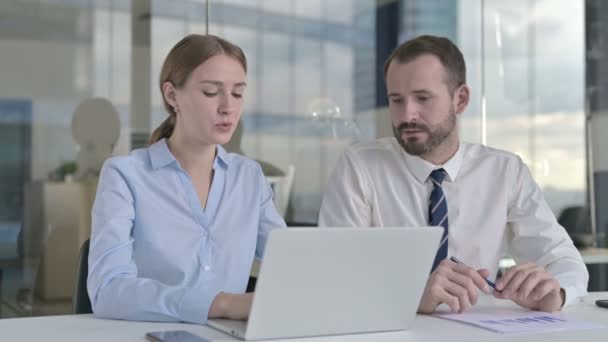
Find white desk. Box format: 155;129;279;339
0;292;606;341
578;248;608;264
500;248;608;268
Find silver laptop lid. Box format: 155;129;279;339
245;227;442;340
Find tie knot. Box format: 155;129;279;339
429;168;446;185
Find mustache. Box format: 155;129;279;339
396;122;430;132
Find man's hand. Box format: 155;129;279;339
418;259;492;314
494;262;564;312
209;292;254;320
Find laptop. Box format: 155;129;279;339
208;227;442;340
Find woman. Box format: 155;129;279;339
87;34;286;324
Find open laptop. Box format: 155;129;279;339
208;227;442;340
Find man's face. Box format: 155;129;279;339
386;54;465;156
391;107;456;155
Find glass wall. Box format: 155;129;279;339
480;1;586;216
0;0;592;318
0;0;132;318
203;0;374;222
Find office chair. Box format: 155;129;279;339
72;239;92;314
558;206;591;248
266;164;296;217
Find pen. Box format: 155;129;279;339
449;256;501;292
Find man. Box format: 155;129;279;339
318;35;588;314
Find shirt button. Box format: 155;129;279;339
204;265;211;271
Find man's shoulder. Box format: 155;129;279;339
224;152;266;175
103;148;147;170
463;142;523;164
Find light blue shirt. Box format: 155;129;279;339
87;139;286;324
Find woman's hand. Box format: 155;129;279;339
208;292;254;321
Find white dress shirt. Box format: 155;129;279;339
319;137;588;307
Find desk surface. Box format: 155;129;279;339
578;247;608;264
499;248;608;268
1;292;607;342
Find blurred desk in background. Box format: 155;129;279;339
499;248;608;269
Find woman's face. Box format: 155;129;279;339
169;54;246;146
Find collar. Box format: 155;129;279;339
149;138;231;170
398;139;464;184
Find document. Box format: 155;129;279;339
432;306;602;334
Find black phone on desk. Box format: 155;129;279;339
596;300;608;309
146;330;211;342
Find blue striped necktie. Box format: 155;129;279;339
428;169;448;271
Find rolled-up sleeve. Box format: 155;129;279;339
87;159;222;324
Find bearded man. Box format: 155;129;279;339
318;35;588;314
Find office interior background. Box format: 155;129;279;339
0;0;607;319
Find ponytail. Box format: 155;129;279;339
148;115;176;145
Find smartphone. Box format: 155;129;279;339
596;300;608;309
146;330;211;342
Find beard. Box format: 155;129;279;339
392;108;457;156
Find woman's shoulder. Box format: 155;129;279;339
224;152;264;175
100;147;150;174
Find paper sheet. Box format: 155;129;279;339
432;306;603;334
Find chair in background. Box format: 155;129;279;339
266;165;296;217
224;122;296;217
558;206;592;248
72;239;91;314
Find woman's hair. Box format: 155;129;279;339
148;34;247;145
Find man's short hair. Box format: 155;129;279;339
384;35;466;93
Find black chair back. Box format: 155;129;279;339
72;239;92;314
